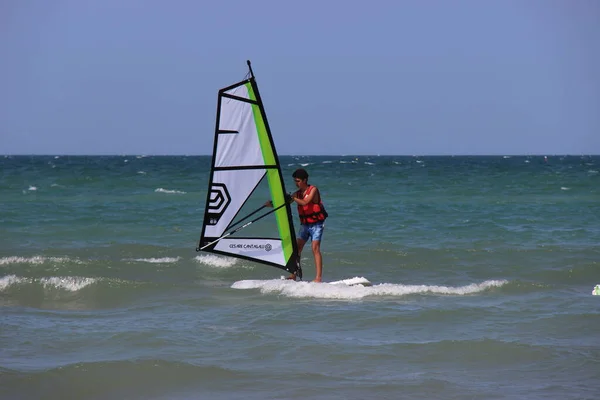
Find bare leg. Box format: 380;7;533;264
312;240;322;282
287;238;306;280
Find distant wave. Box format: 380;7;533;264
155;188;186;194
231;279;509;299
0;275;98;292
130;257;181;264
0;256;83;266
194;254;239;268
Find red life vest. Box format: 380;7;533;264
297;185;328;225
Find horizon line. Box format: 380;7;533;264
2;153;599;157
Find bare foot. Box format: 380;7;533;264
312;278;322;283
286;274;297;280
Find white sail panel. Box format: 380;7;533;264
216;85;265;168
214;238;285;266
224;84;250;100
204;168;266;238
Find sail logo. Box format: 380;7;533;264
229;243;272;252
207;183;231;225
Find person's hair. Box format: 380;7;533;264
292;168;309;181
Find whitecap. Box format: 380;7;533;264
231;279;508;300
40;276;97;292
155;188;186;194
560;187;570;191
0;256;81;265
0;275;29;291
131;257;181;263
194;254;239;268
28;186;37;191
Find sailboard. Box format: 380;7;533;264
197;60;302;279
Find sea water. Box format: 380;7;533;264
1;155;599;399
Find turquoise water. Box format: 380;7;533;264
1;155;599;399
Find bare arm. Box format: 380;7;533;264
292;186;319;206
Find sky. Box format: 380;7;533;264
1;0;599;156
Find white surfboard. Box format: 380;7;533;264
280;276;372;287
328;277;372;287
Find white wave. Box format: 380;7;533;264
322;160;333;164
28;186;37;191
131;257;181;263
0;256;82;265
300;163;310;167
194;254;239;268
50;183;65;188
40;276;97;291
588;170;598;174
364;162;375;166
155;188;186;194
560;187;570;191
137;171;147;175
0;275;29;290
231;279;508;299
0;275;96;292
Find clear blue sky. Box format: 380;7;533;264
1;0;598;155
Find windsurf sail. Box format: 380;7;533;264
197;60;302;279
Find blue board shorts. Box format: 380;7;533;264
298;221;325;242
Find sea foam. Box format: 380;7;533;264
231;279;509;300
194;254;239;268
155;188;186;194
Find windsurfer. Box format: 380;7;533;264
267;168;327;282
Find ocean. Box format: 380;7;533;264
1;155;599;400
